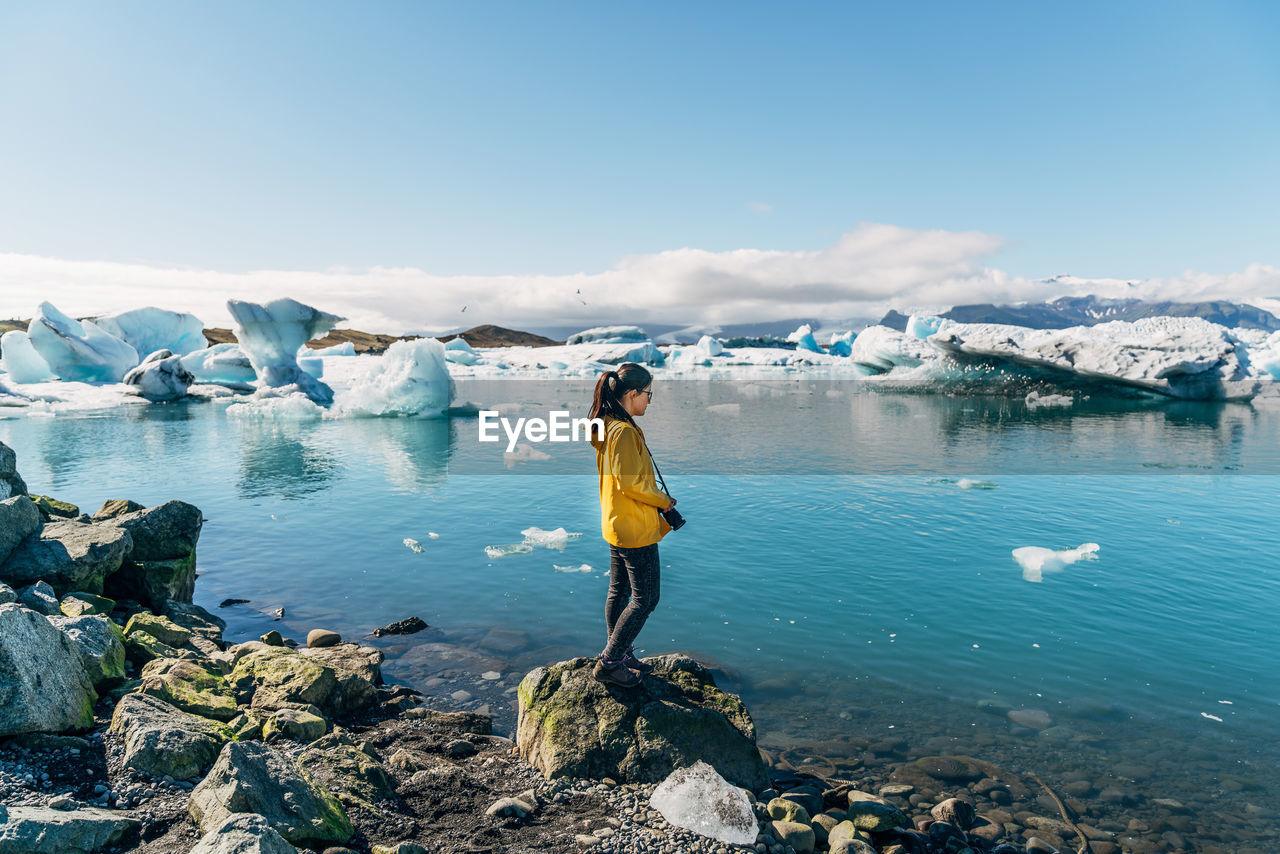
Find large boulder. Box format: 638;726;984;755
297;741;397;809
189;741;353;846
516;655;768;790
0;496;40;566
105;553;196;610
298;642;382;715
0;441;27;499
109;499;203;560
0;805;138;853
230;646;340;716
138;657;238;721
0;519;132;596
47;614;127;687
0;603;96;735
161;599;227;641
110;692;232;780
189;813;298;854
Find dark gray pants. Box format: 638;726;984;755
600;543;660;661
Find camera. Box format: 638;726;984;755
661;505;686;531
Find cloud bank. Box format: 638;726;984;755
2;223;1277;335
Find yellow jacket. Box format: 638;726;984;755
592;417;672;548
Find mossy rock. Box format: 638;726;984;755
59;592;115;617
138;658;238;721
106;553;197;611
229;647;339;714
768;797;811;824
846;800;910;832
31;494;79;519
515;654;767;790
124;630;195;665
297;743;398;809
124;612;193;647
263;708;328;743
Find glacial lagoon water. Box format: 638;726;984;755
3;378;1278;850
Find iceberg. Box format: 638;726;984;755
553;563;593;573
1012;542;1100;583
1025;391;1073;408
932;317;1264;400
787;323;822;354
520;526;581;550
848;325;934;372
566;325;649;345
334;338;455;417
180;343;257;388
27;301;139;382
122;349;195;401
443;336;480;364
649;760;758;845
225;392;324;420
485;543;534;558
905;314;945;339
404;538;425;553
226;298;343;403
696;335;724;357
94;307;206;357
0;330;56;383
827;330;856;358
307;341;356;357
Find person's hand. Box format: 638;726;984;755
665;498;677;511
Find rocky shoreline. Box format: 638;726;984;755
0;438;1264;854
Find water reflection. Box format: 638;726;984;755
235;421;341;499
341;417;454;493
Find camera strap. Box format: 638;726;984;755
636;431;673;500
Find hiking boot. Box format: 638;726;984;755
592;657;641;687
621;647;653;674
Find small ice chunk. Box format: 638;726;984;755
226;392;325;419
695;335;724;357
0;330;56;383
307;341;356;356
1012;542;1100;583
123;349;196;401
28;301;139;382
956;478;997;490
95;307;207;357
553;564;593;573
428;532;440;539
504;443;551;467
520;526;582;551
334;338;456;417
485;543;534;558
1026;391;1073;408
227;297;343;403
649;760;757;845
404;538;424;553
786;324;822;354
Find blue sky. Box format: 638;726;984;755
1;1;1278;329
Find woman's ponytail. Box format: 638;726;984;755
590;363;652;426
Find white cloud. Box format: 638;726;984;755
1;223;1276;335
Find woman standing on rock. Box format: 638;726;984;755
587;362;676;688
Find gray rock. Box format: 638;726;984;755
47;614;127;687
0;603;96;735
931;797;977;828
297;642;382;715
0;805;138;853
515;655;768;790
0;496;40;566
0;583;13;605
189;741;353;845
0;441;26;500
162;600;227;640
17;580;60;615
0;519;132;596
110;693;232;781
189;813;299;854
109;499;202;560
91;499;144;522
306;629;341;648
106;553;196;611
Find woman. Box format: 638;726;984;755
588;362;676;687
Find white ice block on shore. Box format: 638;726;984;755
649;760;757;845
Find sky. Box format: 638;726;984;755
1;1;1278;333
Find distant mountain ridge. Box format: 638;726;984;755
878;295;1280;332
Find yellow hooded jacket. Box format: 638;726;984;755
591;417;672;548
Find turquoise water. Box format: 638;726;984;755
3;380;1278;849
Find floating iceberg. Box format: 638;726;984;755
827;330;856;357
227;298;343;403
307;341;356;357
0;330;56;383
404;538;424;553
553;563;593;573
94;307;207;357
696;335;724;357
649;760;757;845
932;317;1263;400
566;325;649;345
485;543;534;559
123;349;195;401
225;392;325;420
520;526;581;550
1012;542;1100;583
787;323;822;354
27;301;139;382
1025;391;1073;408
181;343;257;388
334;338;455;417
848;325;934;372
